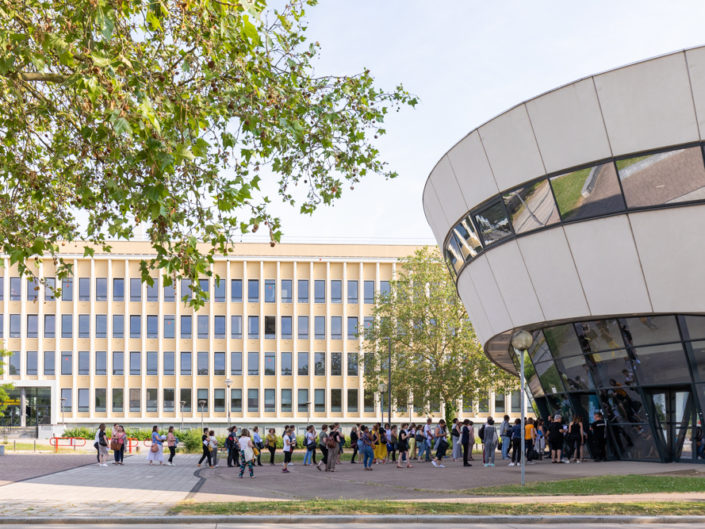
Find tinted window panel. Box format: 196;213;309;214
554;354;594;391
550;162;624;221
574;319;624;353
452;215;482;259
682;316;705;341
473;200;512;246
543;324;582;359
503;179;560;234
532;360;565;395
631;342;691;385
588;348;633;388
444;233;463;274
621;316;680;346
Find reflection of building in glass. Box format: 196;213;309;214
424;46;705;462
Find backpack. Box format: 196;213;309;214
479;424;486;441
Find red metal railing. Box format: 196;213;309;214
49;437;86;453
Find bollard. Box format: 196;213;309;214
13;440;16;451
34;440;36;453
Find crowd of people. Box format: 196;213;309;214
92;412;609;474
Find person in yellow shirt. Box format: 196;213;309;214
524;418;537;463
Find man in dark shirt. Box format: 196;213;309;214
461;419;472;467
590;412;607;462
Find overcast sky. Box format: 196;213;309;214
244;0;705;245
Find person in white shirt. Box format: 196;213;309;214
282;426;292;473
238;429;255;478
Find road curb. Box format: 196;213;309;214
2;515;705;524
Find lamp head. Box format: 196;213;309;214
378;382;387;393
511;330;533;351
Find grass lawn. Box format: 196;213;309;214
467;474;705;496
170;499;705;516
550;167;590;218
615;155;651;171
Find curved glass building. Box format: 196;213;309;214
424;46;705;462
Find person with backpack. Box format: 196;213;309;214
431;419;449;468
226;427;237;467
238;428;255;478
166;426;178;466
197;427;212;468
482;417;498;467
350;425;359;464
252;426;264;467
499;415;511;460
415;425;426;461
316;424;329;471
508;418;522;466
397;423;413;468
461;419;472;467
360;425;374;470
303;425;316;466
325;425;339;472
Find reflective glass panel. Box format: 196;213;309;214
617;146;705;208
503;179;560;234
682;316;705;341
112;278;124;300
610;423;660;460
632;342;691;385
452;215;482;259
473;200;512;246
544;324;583;359
575;319;624;353
621;316;680;346
554;354;594;391
231;351;242;375
589;348;635;388
444;233;463;274
550;162;624;221
214;278;225;302
527;331;552;364
532;360;565;395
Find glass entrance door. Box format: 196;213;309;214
648;389;694;462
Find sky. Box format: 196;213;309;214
242;0;705;245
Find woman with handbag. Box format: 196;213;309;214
166;426;177;466
266;428;277;465
95;423;109;467
303;425;316;466
238;428;256;478
110;424;122;465
147;425;165;465
431;419;449;468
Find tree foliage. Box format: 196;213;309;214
362;247;517;424
0;0;416;307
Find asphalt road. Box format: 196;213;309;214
0;523;697;529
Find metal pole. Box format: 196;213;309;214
387;338;392;427
380;392;384;426
519;347;526;487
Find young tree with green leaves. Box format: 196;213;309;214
363;247;517;425
0;0;416;307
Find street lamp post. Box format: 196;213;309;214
386;337;392;426
180;400;186;432
198;400;206;431
60;397;66;431
306;401;311;426
511;330;533;488
225;378;232;427
378;382;387;426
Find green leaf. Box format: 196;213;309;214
90;52;112;67
112;117;132;136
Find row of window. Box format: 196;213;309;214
59;387;367;414
2;277;390;304
0;314;372;340
8;350;365;377
445;143;705;276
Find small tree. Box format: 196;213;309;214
0;352;11;423
363;247;516;425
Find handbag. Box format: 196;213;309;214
253;445;260;457
110;439;119;451
150;443;159;453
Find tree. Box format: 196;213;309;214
0;0;416;307
0;352;10;420
362;247;517;425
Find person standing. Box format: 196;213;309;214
415;425;426;461
388;425;398;463
238;428;255;478
590;412;607;462
548;414;565;463
95;423;109;467
208;430;219;467
147;425;165;465
360;425;374;470
166;426;177;465
303;425;316;466
316;424;329;471
252;426;264;467
569;416;585;464
499;415;511;460
397;423;413;468
509;419;521;466
423;418;433;462
482;417;498;467
461;419;472;467
226;427;238;467
325;426;338;472
451;418;462;462
525;417;536;463
408;424;417;460
266;428;277;465
110;424;124;465
197;427;212;468
431;419;449;468
350;425;359;464
281;426;292;473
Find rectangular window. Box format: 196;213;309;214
231;389;242;412
314;352;325;376
95;278;107;301
180;388;192;412
146;279;158;302
264;352;275;375
380;281;390;297
298;316;309;339
113;278;124;301
95;314;107;338
347;317;358;339
314;280;325;303
163;281;175;302
197;351;208;375
95;388;106;412
10;276;21;300
164;315;175;339
27;278;38;301
79;277;90;301
214;388;225;412
113;351;124;375
347;389;359;413
363;316;374;333
27;314;38;338
314;388;325;412
331;316;342;339
181;352;192;375
129;351;140;375
264;315;276;339
129;315;140;338
281;316;292;339
331;389;342;412
44;314;55;338
281;280;292;303
9;314;20;338
0;314;3;338
331;352;342;376
231;279;242;302
78;351;89;375
298;389;309;412
61;388;72;412
129;388;141;412
26;350;37;375
62;277;73;301
347;280;358;303
248;315;259;338
247;388;259;412
214;352;225;375
197;315;209;338
248;279;259;302
511;390;521;412
213;315;225;338
281;389;292;412
44;351;55;375
331;280;342;303
248;351;259;375
231;315;242;338
364;390;375;412
163;388;175;412
61;351;72;375
94;350;106;375
298;352;309;375
147;351;158;375
45;277;55;301
364;281;374;303
281;352;292;375
146;388;158;412
231;352;242;375
198;278;209;297
347;353;359;376
163;351;175;375
78;314;90;338
130;278;141;302
265;279;275;303
113;315;124;338
479;398;489;412
78;388;89;412
314;316;325;339
298;279;309;303
181;315;192;338
8;351;19;375
181;279;192;302
61;314;72;338
259;388;274;413
197;388;208;412
214;278;225;302
112;388;123;412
